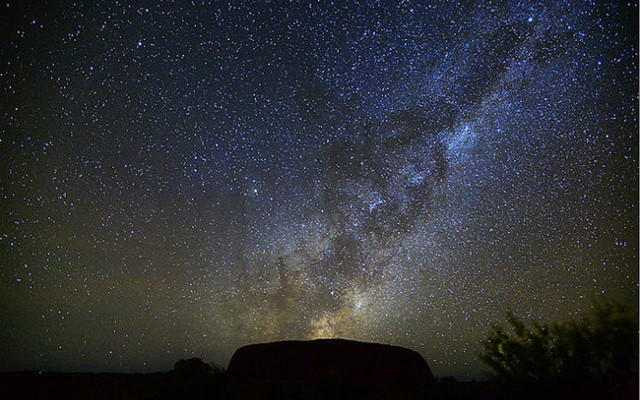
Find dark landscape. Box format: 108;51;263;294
2;308;638;400
0;369;636;400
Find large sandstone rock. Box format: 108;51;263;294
227;338;434;386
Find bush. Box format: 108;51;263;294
479;301;638;386
173;358;212;377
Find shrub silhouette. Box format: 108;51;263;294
173;357;211;377
479;301;638;387
209;362;225;376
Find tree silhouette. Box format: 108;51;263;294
173;357;211;377
479;301;638;388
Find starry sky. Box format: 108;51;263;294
1;0;637;378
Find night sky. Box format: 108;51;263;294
1;0;637;379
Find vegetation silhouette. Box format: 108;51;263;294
172;357;223;376
478;301;638;399
163;358;226;399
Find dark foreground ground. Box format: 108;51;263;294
0;371;637;400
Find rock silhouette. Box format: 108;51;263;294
227;338;434;386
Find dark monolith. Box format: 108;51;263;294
226;339;434;399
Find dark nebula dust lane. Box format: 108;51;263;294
1;1;637;378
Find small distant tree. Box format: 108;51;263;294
479;301;638;385
173;357;211;377
170;358;227;397
210;362;225;376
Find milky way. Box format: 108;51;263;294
1;1;637;378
